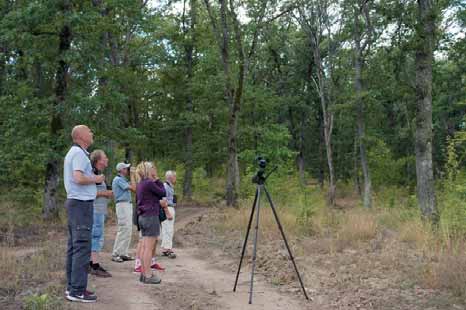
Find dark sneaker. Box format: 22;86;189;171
163;251;177;259
142;275;161;284
66;289;94;297
120;255;135;261
111;255;124;263
90;265;112;278
66;290;97;303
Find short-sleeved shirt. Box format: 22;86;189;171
112;175;132;203
163;182;176;207
63;145;97;201
94;181;110;214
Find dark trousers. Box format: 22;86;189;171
65;199;93;295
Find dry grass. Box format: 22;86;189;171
0;238;67;309
336;209;378;247
432;251;466;297
213;199;304;240
398;218;433;249
210;198;466;297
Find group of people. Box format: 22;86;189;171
64;125;178;303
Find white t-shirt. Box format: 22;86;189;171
63;145;97;200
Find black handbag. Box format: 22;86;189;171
133;205;140;231
159;205;167;223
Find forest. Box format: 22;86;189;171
1;0;464;218
0;0;465;307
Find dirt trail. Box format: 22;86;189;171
76;207;310;310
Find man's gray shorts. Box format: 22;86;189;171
138;216;160;237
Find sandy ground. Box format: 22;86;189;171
72;207;310;310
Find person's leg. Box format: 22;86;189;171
91;212;104;265
65;200;74;293
150;241;164;270
142;237;156;277
121;203;133;257
89;213;111;277
70;201;93;296
161;207;175;252
113;202;133;259
134;237;143;271
160;219;168;251
112;203;124;258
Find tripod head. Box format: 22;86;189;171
252;157;276;185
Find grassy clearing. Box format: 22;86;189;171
0;200;68;310
200;174;466;301
0;239;68;309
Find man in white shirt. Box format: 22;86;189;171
63;125;104;303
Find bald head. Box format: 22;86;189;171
71;125;94;149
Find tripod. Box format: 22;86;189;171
233;168;309;304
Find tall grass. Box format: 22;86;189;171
0;200;67;309
202;169;466;298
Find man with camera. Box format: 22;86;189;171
89;150;113;277
112;162;136;262
64;125;103;303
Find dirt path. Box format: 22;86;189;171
75;207;310;310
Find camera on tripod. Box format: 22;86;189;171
252;156;267;184
234;155;309;303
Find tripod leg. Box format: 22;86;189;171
249;185;262;304
233;186;259;292
263;186;310;301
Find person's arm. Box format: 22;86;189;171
164;207;173;220
128;183;136;192
149;179;166;198
72;152;103;185
73;170;103;185
163;183;174;206
116;177;132;193
96;190;113;198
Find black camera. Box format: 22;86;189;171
92;166;103;185
257;157;267;169
252;156;267;184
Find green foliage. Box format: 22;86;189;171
24;294;63;310
368;138;414;187
0;0;464;216
439;127;466;236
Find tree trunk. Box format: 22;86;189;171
125;146;133;163
318;111;325;189
225;102;240;206
183;0;196;201
297;119;306;185
215;0;238;207
0;2;9;93
204;0;265;206
313;41;336;206
323;113;336;206
354;10;372;208
43;1;72;219
0;45;6;97
353;134;362;196
415;0;438;222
